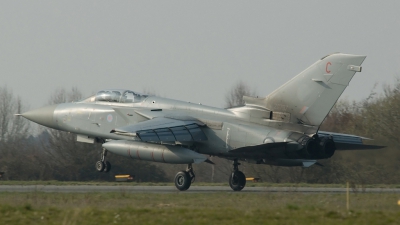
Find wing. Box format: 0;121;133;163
111;117;208;144
317;131;385;150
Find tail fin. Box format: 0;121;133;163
264;53;366;127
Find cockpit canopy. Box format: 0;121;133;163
80;89;148;103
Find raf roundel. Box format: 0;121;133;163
107;114;113;123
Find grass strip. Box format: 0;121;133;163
0;192;399;224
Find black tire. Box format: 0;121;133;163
104;161;111;173
174;171;191;191
229;171;246;191
96;161;105;172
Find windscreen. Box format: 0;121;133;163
94;89;148;103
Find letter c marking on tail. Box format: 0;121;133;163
326;62;331;73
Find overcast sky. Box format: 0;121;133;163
1;1;399;110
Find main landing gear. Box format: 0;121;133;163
174;163;195;191
96;148;111;173
229;159;246;191
173;160;246;192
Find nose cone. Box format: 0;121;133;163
21;104;59;129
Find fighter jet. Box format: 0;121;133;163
19;53;383;191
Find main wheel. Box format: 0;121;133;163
104;161;111;173
96;161;105;172
229;171;246;191
174;171;191;191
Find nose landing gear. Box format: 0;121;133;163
174;163;195;191
229;159;246;191
96;148;111;173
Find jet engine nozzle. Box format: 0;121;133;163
289;132;336;159
318;137;336;158
303;137;320;156
301;136;336;159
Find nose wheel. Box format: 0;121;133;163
229;159;246;191
174;164;195;191
96;148;111;173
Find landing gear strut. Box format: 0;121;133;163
96;148;111;173
174;163;195;191
229;159;246;191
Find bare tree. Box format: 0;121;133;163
47;87;83;105
0;86;30;142
225;81;258;108
142;87;158;96
0;85;39;180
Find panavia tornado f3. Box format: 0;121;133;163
19;53;383;191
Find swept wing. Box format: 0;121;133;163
111;117;208;143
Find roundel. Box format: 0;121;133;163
107;114;113;122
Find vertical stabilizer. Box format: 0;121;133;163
264;53;366;128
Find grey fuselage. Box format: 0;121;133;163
45;95;310;162
22;53;371;167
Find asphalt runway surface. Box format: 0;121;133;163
1;185;400;193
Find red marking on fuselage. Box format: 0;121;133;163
151;152;155;161
162;150;166;163
128;148;132;158
326;62;332;73
136;150;141;160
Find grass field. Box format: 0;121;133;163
0;191;399;224
2;180;400;189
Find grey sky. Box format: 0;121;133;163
1;1;399;110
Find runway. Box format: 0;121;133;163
1;185;400;193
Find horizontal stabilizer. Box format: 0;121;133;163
318;131;385;150
318;131;366;144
